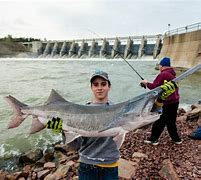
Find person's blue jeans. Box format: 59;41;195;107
78;162;118;180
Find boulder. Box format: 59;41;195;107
44;162;56;169
37;169;51;179
186;108;201;121
159;159;179;180
47;163;72;179
0;171;7;180
118;158;138;179
19;149;43;164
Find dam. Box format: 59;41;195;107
23;35;163;59
6;22;201;68
159;22;201;68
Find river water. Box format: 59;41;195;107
0;58;200;163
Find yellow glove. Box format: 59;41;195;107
46;117;63;133
160;81;178;100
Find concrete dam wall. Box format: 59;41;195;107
159;29;201;68
23;35;162;59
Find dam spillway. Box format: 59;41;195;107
23;35;163;59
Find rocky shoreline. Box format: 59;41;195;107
0;103;200;180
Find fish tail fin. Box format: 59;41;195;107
4;95;28;128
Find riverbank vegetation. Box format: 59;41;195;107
0;34;40;42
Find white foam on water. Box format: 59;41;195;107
0;144;20;158
0;144;5;156
179;103;192;111
0;57;158;62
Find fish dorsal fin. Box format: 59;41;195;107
45;89;70;104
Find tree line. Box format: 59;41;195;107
0;34;41;42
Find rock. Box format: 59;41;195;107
118;158;138;179
72;176;79;180
66;160;76;166
47;163;71;179
177;115;187;121
54;151;68;164
132;152;148;159
43;149;55;162
23;165;32;172
44;173;61;180
191;104;201;110
19;149;43;164
54;144;75;153
44;162;56;169
16;171;30;179
178;108;186;116
186;108;201;121
18;177;25;180
5;174;17;180
0;171;7;180
37;169;51;179
35;148;54;167
159;159;179;180
66;150;76;156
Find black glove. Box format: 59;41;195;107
46;117;63;133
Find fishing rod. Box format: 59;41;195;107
87;29;145;81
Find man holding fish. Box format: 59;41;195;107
46;68;178;179
48;70;120;179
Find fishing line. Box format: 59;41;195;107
86;29;145;80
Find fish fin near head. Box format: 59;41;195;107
45;89;70;104
4;95;28;128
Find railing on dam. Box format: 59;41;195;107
165;22;201;37
23;35;163;59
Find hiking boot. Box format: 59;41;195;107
144;139;159;145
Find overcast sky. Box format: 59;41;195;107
0;0;200;40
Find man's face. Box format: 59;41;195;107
91;77;111;101
159;65;163;71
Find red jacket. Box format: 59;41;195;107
147;67;179;105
